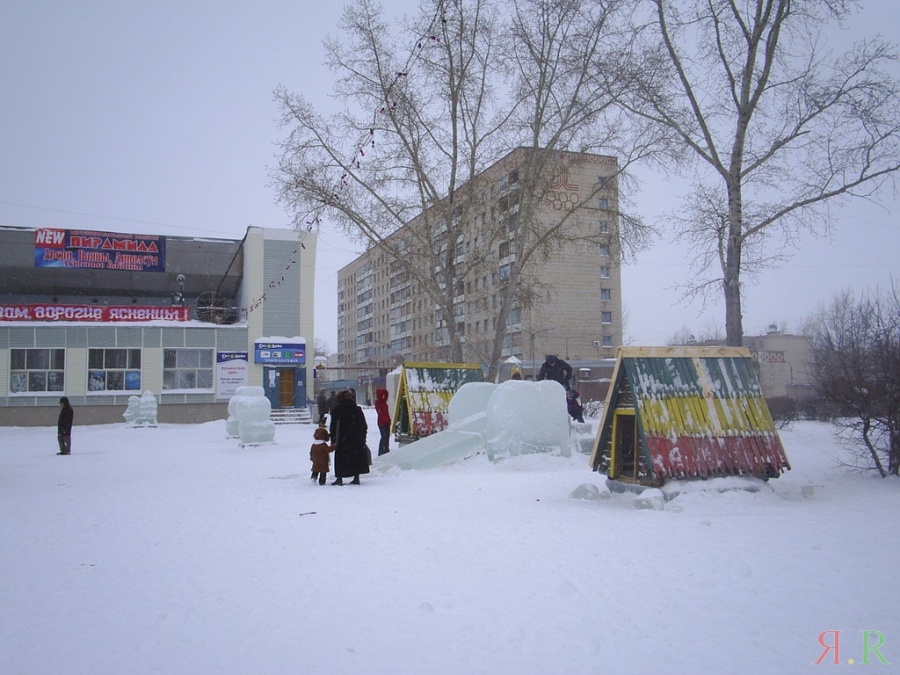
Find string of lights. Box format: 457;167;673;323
303;0;449;228
244;0;450;317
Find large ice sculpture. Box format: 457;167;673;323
376;379;575;471
226;386;276;445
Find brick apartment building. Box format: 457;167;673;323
336;148;623;378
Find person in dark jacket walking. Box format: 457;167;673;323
316;389;329;425
328;389;369;485
374;388;391;456
57;396;73;455
537;354;572;388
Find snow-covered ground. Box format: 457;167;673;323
1;412;897;674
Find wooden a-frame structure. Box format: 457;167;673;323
589;347;790;486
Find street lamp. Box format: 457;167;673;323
525;326;555;380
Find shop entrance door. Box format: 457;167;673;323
278;368;295;407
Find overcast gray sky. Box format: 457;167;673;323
2;0;898;350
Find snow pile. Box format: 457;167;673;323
122;391;158;427
2;418;899;673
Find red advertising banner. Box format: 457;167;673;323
0;304;191;322
34;228;167;272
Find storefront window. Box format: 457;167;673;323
162;349;213;391
88;349;142;392
10;349;65;394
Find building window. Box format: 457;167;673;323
598;198;609;209
602;311;613;324
499;263;511;280
88;348;142;392
599;220;609;234
599;244;610;257
10;348;65;394
601;288;612;301
600;266;610;279
602;336;613;348
163;349;213;391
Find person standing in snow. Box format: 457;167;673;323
374;388;391;456
328;389;369;485
309;426;332;485
566;388;585;423
537;354;572;388
56;396;73;455
316;389;329;425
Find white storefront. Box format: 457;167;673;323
0;226;316;425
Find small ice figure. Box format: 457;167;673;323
123;391;158;427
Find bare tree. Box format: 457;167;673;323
622;0;900;345
809;286;900;477
666;325;696;345
274;0;656;379
666;320;724;345
313;337;331;357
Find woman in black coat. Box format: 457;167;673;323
328;389;369;485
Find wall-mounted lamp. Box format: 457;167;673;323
172;274;186;307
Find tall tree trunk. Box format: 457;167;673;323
862;418;889;478
724;183;744;346
890;427;900;476
484;266;517;382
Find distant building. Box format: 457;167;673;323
336;148;623;376
0;225;315;425
744;326;815;402
670;325;815;403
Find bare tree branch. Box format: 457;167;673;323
622;0;900;344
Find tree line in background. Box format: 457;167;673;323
668;283;900;478
808;285;900;477
275;0;900;365
275;0;900;472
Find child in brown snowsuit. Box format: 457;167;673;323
310;426;332;485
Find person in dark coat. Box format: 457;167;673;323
57;396;73;455
566;388;585;423
374;388;391;456
316;389;329;425
537;354;572;388
328;389;369;485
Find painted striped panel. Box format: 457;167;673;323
402;363;484;437
624;355;789;479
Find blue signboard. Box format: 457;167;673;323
254;342;306;365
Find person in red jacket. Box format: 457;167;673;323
375;388;391;456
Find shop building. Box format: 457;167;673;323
0;225;315;426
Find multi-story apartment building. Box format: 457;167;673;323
336;148;623;377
